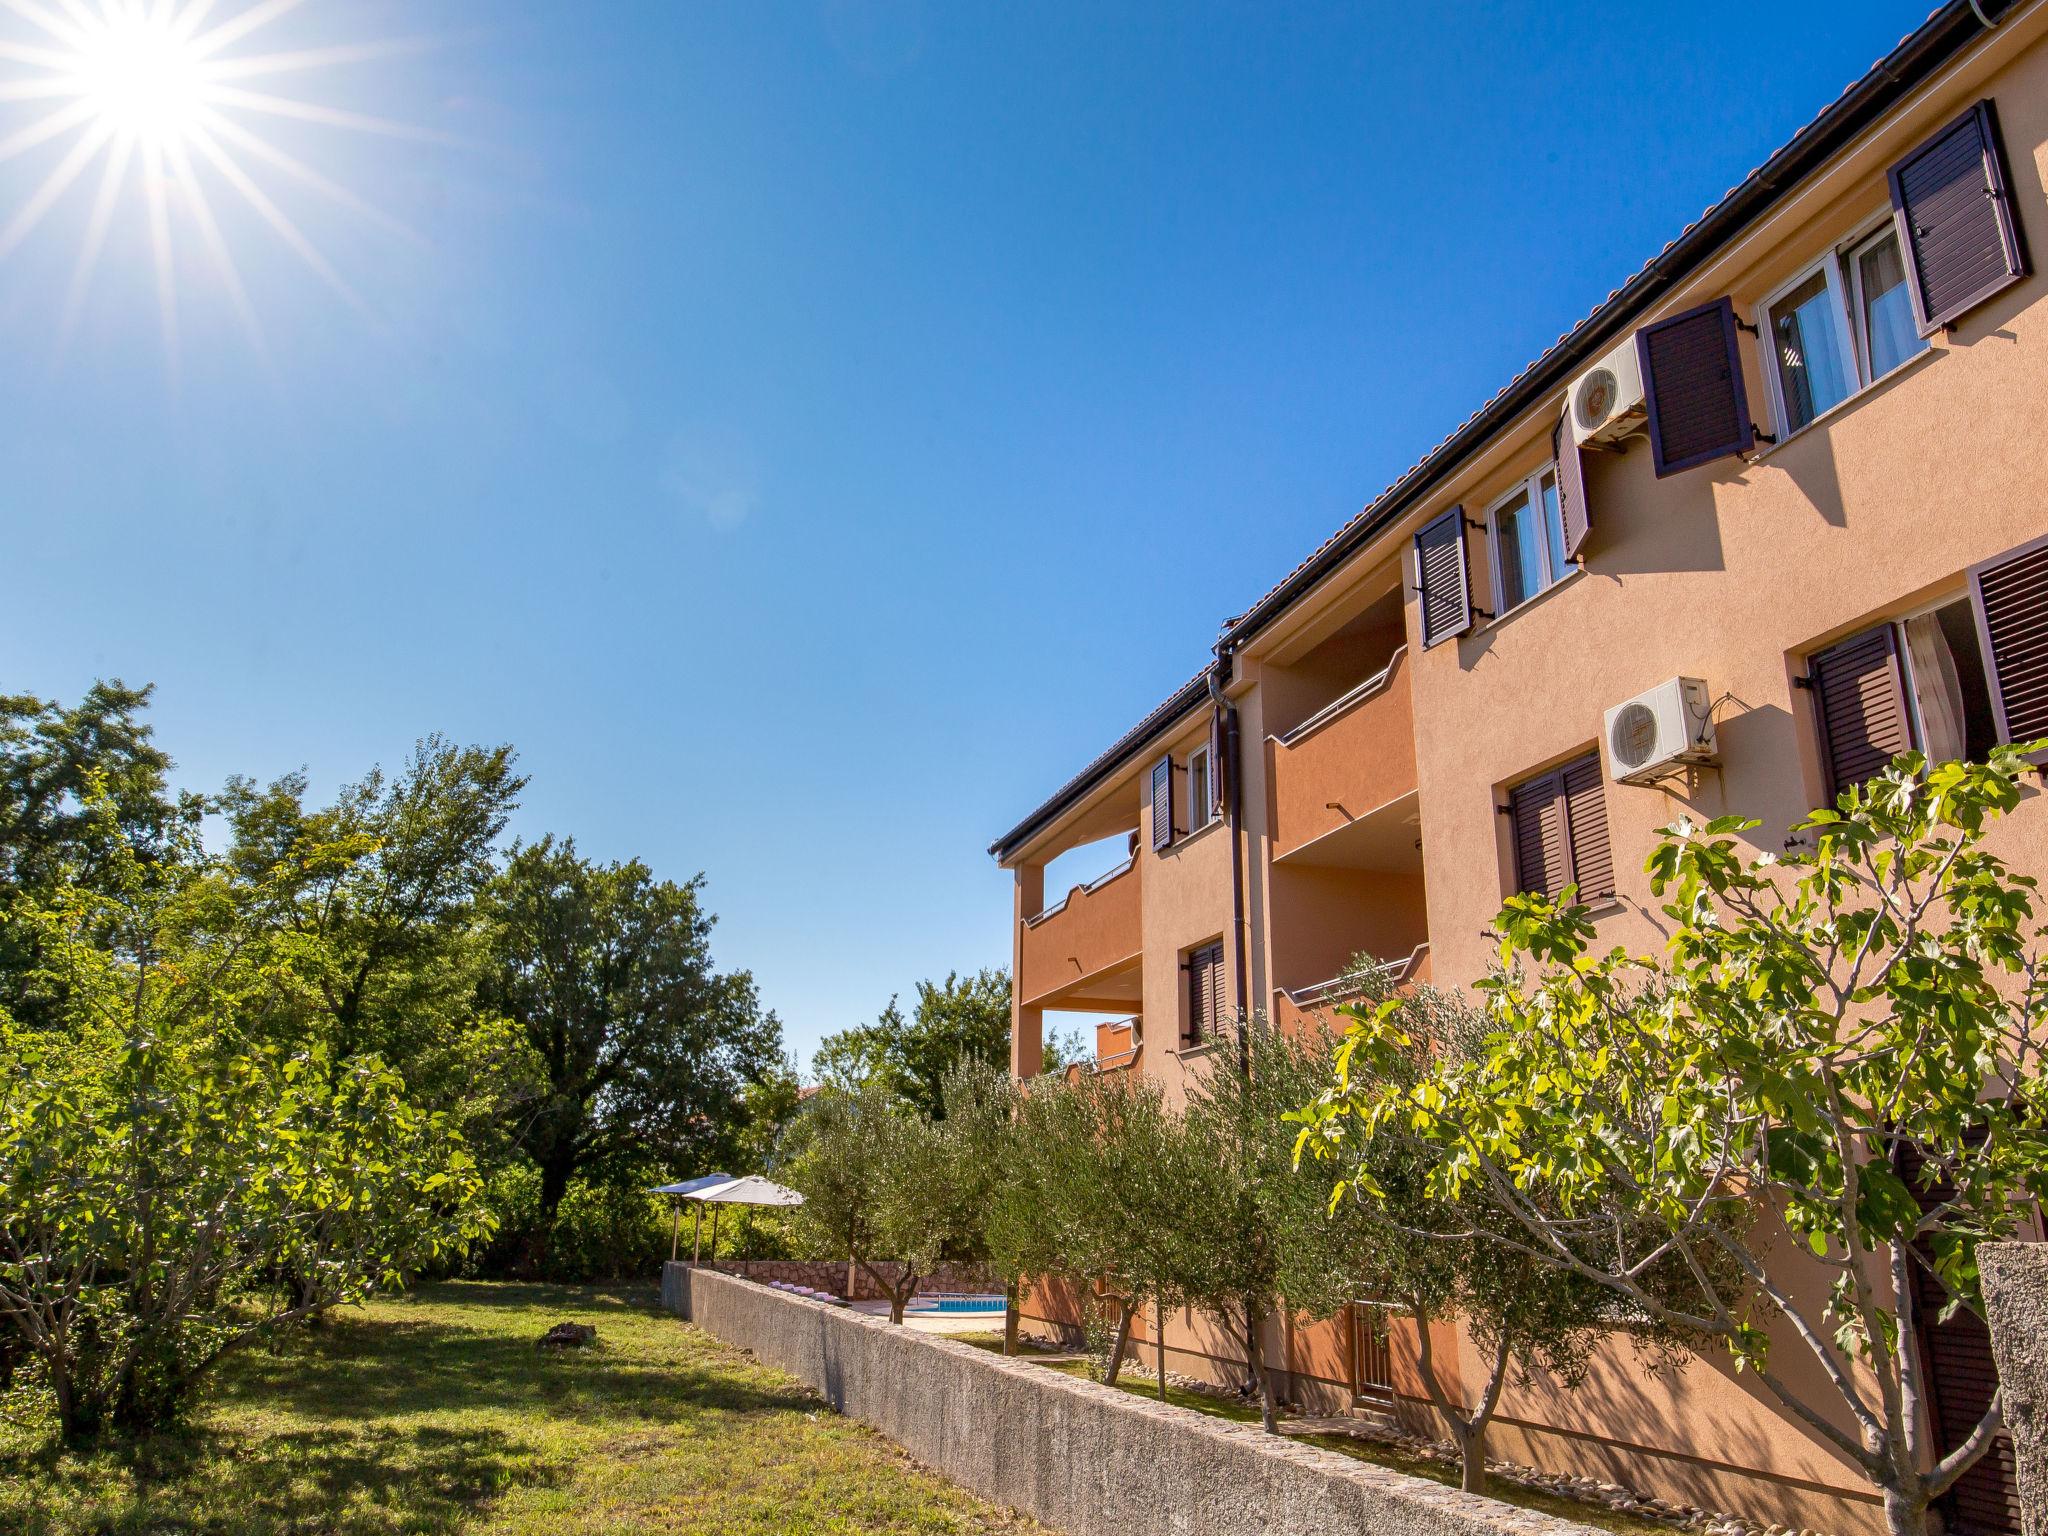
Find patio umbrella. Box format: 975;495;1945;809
648;1172;732;1261
685;1176;804;1271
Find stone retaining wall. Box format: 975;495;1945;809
687;1258;994;1301
1980;1241;2048;1536
661;1262;1598;1536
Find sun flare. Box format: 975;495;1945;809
0;0;433;359
65;9;206;148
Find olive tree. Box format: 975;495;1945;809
785;1075;991;1323
1176;1016;1360;1433
1294;747;2048;1536
1006;1069;1217;1388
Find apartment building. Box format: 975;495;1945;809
988;5;2048;1533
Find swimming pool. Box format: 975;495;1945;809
907;1295;1006;1314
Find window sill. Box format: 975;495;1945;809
1751;344;1940;463
1173;1040;1220;1061
1161;817;1224;856
1481;565;1588;636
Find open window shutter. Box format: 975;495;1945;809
1149;755;1174;851
1208;707;1228;818
1970;535;2048;745
1559;753;1613;899
1414;507;1474;648
1185;942;1223;1045
1552;412;1591;560
1809;626;1913;798
1636;298;1754;477
1889;100;2028;335
1508;771;1567;898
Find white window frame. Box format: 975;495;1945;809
1843;219;1928;391
1756;255;1857;441
1486;465;1567;619
1755;213;1932;442
1890;588;1986;757
1186;744;1213;830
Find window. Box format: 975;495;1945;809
1488;468;1568;614
1187;745;1213;831
1765;264;1854;433
1504;752;1613;902
1807;597;2001;801
1183;941;1225;1047
1848;226;1929;382
1758;222;1931;439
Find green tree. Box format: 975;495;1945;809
1007;1069;1213;1388
0;682;202;1029
784;1078;900;1312
1296;746;2048;1536
482;837;782;1248
222;736;524;1095
0;795;486;1441
1293;964;1650;1493
1177;1016;1356;1433
812;969;1011;1116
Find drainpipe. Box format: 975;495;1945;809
1207;655;1250;1078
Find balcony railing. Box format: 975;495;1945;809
1266;647;1417;861
1270;944;1431;1034
1018;858;1142;1008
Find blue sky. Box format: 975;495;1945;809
2;0;1932;1064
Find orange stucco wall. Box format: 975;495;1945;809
999;16;2048;1533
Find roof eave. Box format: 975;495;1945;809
1217;0;2012;653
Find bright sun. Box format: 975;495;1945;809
67;10;207;147
0;0;432;358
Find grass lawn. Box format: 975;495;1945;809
0;1281;1039;1536
952;1333;1678;1536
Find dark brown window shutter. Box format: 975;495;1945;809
1809;625;1913;799
1636;298;1754;477
1552;411;1591;561
1559;754;1613;899
1185;941;1223;1045
1149;755;1174;851
1414;507;1474;649
1888;100;2028;335
1208;707;1228;819
1509;752;1608;900
1970;534;2048;745
1508;771;1567;898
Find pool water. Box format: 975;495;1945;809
909;1295;1006;1314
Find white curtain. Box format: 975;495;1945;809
1903;613;1967;765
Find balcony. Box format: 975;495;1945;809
1266;646;1418;865
1019;858;1142;1011
1059;1017;1142;1082
1269;944;1431;1036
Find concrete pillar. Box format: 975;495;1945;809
1980;1241;2047;1536
1011;864;1044;1081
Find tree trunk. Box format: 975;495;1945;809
537;1156;574;1223
889;1284;910;1325
516;1155;576;1277
1156;1294;1168;1400
1882;1484;1932;1536
1103;1295;1140;1386
1003;1279;1019;1356
1455;1421;1488;1494
1242;1298;1278;1434
1415;1315;1505;1498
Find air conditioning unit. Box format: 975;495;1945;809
1567;336;1647;447
1604;677;1717;785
